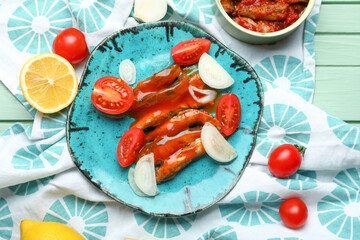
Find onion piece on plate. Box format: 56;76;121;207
188;85;217;104
119;59;136;85
198;53;235;89
134;153;159;196
128;167;146;196
201;122;237;163
134;0;167;23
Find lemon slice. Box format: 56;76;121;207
19;53;78;113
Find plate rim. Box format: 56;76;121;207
66;20;264;217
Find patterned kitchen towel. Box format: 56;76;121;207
1;0;360;240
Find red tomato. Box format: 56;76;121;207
91;76;134;115
279;198;308;229
171;38;211;65
53;28;88;64
216;94;241;136
268;144;302;178
117;128;145;167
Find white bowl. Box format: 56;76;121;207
214;0;316;44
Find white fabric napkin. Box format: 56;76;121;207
1;0;360;240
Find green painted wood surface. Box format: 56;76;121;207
0;81;33;133
316;5;360;33
0;2;360;134
0;82;33;120
313;67;360;120
314;35;360;65
322;0;360;3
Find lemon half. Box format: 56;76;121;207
20;220;85;240
19;53;78;113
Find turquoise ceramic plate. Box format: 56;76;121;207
67;21;263;217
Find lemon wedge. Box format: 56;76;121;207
20;220;85;240
19;53;78;113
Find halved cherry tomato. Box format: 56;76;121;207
279;198;308;229
268;144;303;178
171;38;211;65
117;128;145;167
91;76;134;115
53;28;88;64
216;94;241;136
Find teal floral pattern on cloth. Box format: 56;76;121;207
11;137;65;170
327;114;360;151
256;104;311;158
14;86;37;117
304;13;319;59
8;175;55;196
197;225;237;240
254;55;314;101
164;7;175;20
134;210;196;238
274;170;318;190
43;195;108;240
172;0;215;24
1;123;32;138
15;85;67;139
318;168;360;240
268;238;304;240
333;168;360;192
0;198;13;240
68;0;115;33
219;191;282;226
6;88;67;170
40;111;67;138
7;0;73;54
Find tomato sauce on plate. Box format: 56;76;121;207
221;0;308;33
126;64;221;183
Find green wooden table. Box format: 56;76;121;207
1;0;359;132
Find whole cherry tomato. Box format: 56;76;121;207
53;28;88;64
216;94;241;136
279;198;308;229
171;38;211;65
117;128;145;167
268;144;304;178
91;76;134;115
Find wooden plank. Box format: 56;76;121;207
0;82;33;121
350;123;360;127
313;66;360;121
316;5;360;33
314;35;360;65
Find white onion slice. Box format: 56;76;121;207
201;122;237;163
128;167;146;196
119;59;136;85
198;53;235;89
188;85;217;104
134;0;167;23
134;153;159;196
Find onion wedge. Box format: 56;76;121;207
128;167;146;196
188;85;217;104
119;59;136;85
198;53;235;89
201;122;237;163
134;0;167;23
134;153;159;196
